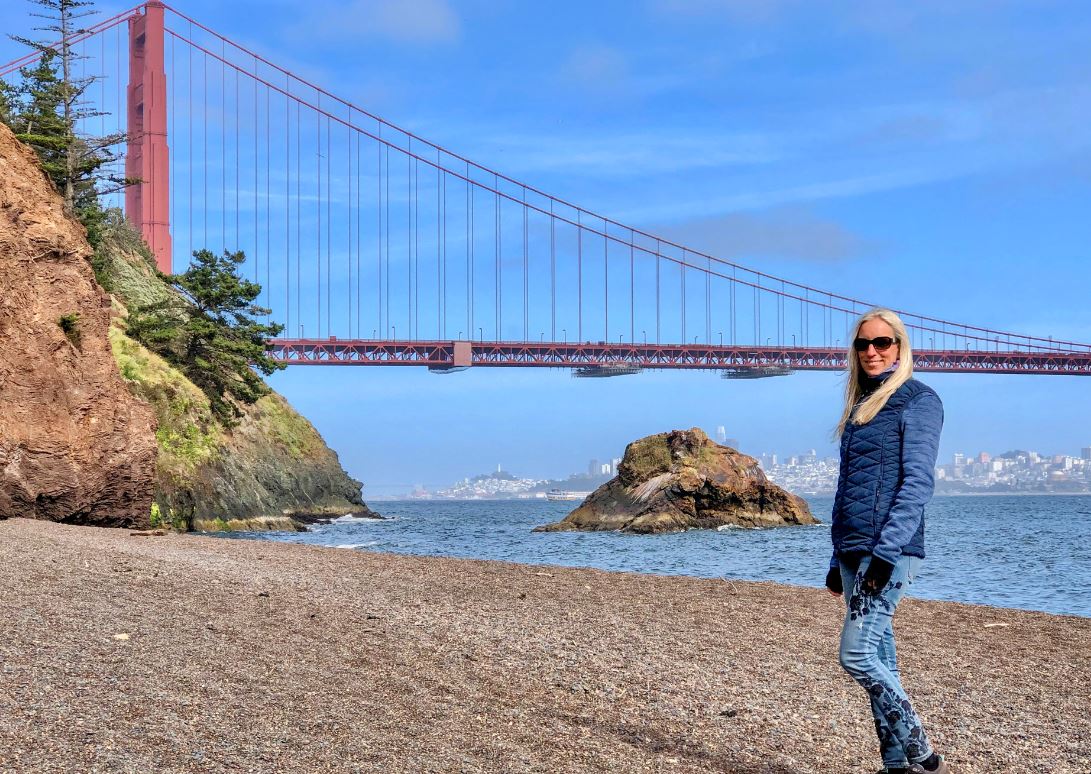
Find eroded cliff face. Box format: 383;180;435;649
535;427;815;533
0;123;157;526
97;213;374;531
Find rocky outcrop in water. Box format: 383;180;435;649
535;428;815;534
0;122;157;527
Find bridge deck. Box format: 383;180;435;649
266;339;1091;376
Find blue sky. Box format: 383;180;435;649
3;0;1090;494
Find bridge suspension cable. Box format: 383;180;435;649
2;2;1089;376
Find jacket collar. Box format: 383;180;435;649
859;361;900;394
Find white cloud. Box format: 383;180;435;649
655;206;876;263
647;0;799;23
314;0;461;45
472;129;778;178
559;44;629;91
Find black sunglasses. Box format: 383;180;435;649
853;336;897;352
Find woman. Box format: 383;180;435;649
825;308;950;774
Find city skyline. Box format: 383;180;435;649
382;438;1091;498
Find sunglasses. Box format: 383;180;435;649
853;336;897;352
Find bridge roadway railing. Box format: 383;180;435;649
265;339;1091;376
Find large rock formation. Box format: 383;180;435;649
536;428;815;534
0;123;157;526
97;206;375;532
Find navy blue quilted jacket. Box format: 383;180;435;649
830;376;944;567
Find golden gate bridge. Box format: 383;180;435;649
4;1;1090;377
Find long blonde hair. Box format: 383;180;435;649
835;308;914;436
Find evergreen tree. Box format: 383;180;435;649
4;0;130;244
128;249;287;426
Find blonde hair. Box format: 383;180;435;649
835;308;914;436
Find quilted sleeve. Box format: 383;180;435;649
872;391;944;564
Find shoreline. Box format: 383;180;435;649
368;490;1091;502
1;517;1087;773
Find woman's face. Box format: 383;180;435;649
856;317;900;377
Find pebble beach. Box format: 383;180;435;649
0;517;1087;773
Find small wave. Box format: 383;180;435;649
333;514;376;523
334;540;380;549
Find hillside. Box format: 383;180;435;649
0;120;375;529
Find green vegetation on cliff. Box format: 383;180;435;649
127;248;285;425
96;215;370;531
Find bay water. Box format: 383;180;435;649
225;494;1091;618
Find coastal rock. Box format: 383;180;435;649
0;122;157;526
535;428;815;533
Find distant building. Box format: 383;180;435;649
1082;447;1091;460
611;457;622;471
726;437;740;450
953;452;966;467
716;425;727;444
600;463;612;475
588;459;600;476
978;452;991;464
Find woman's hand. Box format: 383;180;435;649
861;556;895;595
825;566;843;596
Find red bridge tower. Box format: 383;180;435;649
124;1;172;273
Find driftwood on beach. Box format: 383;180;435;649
0;518;1087;773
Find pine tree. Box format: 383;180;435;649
127;249;287;426
5;0;130;244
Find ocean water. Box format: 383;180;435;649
221;495;1091;618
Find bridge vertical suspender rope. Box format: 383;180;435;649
326;113;331;338
630;241;634;346
315;103;321;338
680;249;686;345
468;163;473;339
577;210;582;342
525;185;530;342
357;131;362;339
385;144;390;338
219;40;224;253
437;161;442;340
655;238;661;345
376;129;382;339
283;72;290;338
550;201;555;342
264;77;270;316
604;217;608;343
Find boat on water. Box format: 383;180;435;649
545;489;592;501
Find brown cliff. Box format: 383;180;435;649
98;218;376;531
535;428;816;533
0;122;156;526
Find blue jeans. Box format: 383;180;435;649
839;554;933;768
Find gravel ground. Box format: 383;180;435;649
0;518;1086;774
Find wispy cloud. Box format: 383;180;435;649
459;128;779;179
647;0;800;23
298;0;461;46
559;44;629;92
654;206;877;263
